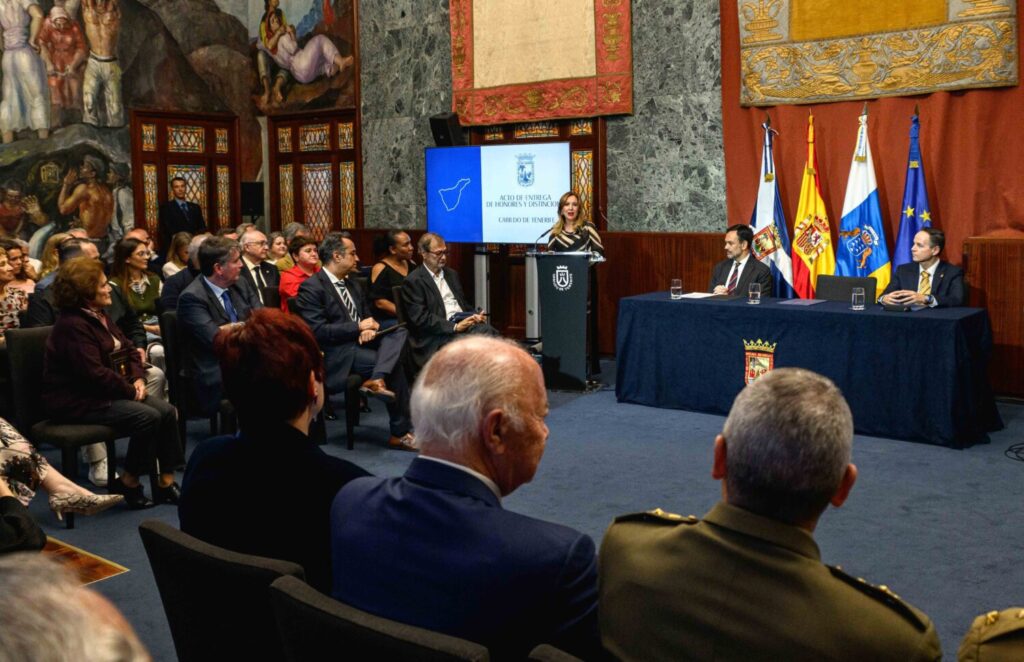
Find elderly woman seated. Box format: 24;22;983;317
42;258;183;509
179;308;369;592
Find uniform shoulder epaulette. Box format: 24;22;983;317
827;565;930;632
959;607;1024;662
613;508;699;525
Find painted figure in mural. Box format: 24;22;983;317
57;155;114;252
107;161;133;244
0;181;47;242
37;6;88;128
264;9;352;87
257;0;291;107
80;0;121;127
0;0;52;143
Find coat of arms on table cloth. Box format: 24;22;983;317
743;338;777;384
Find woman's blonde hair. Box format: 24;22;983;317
551;191;582;237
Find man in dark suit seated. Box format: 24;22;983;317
600;368;942;661
401;232;497;370
329;336;600;660
709;223;773;295
178;236;261;414
294;233;414;451
880;228;964;307
157;176;206;260
238;228;280;307
159;233;208;313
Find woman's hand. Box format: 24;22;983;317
133;378;146;401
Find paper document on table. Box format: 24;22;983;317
778;299;826;306
680;292;715;299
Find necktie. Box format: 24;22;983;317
220;290;239;323
726;261;740;293
179;201;188;216
918;271;932;296
336;281;359;320
252;267;266;304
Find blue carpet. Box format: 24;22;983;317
24;367;1024;660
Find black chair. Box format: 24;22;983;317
285;296;362;450
139;520;304;662
159;310;234;444
527;645;584;661
6;326;118;529
815;275;877;303
269;575;490;662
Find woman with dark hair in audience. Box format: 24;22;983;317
0;247;28;343
1;417;122;522
161;231;192;279
109;238;164;368
0;239;37;295
268;231;288;262
42;258;183;509
369;230;414;323
179;308;369;592
278;235;319;311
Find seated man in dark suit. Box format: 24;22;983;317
294;233;414;451
401;232;497;370
238;229;280;307
159;233;208;313
600;368;941;661
709;223;773;295
158;176;206;260
178;236;261;414
880;228;964;307
330;337;600;660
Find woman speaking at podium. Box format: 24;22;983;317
547;192;604;256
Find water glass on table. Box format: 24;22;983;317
748;283;761;305
670;278;683;300
851;287;866;311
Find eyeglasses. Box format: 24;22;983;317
427;249;448;257
245;240;269;246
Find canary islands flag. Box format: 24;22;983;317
836;111;890;297
894;112;932;267
750;118;795;298
791;114;834;298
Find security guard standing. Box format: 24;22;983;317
599;368;942;661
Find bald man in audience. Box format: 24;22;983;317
600;367;942;661
330;337;600;660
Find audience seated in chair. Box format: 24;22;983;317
330;336;600;661
179;307;369;593
0;247;28;344
0;553;149;660
238;228;281;307
599;367;942;661
160;233;208;314
42;258;182;510
369;230;415;325
400;232;496;371
279;234;320;312
274;222;312;272
177;236;261;416
293;232;415;452
109;238;165;371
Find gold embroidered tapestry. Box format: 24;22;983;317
450;0;633;125
739;0;1018;106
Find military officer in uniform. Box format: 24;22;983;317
959;608;1024;661
599;367;942;661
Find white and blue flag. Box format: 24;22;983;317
750;118;795;298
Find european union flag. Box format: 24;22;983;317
894;113;932;267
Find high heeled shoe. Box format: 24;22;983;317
48;493;125;521
108;478;155;510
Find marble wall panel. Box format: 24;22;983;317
358;0;727;232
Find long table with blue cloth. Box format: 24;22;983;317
615;293;1003;448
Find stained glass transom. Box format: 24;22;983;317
168;125;205;153
339;161;355;229
571;150;594;224
279;165;294;225
143;164;158;236
301;163;332;240
141;124;157;151
514;122;558;139
217;166;230;225
167;164;208;221
215;128;229;154
337;122;354;150
483;126;505;141
299;124;330;152
278;127;293;153
569;120;593;136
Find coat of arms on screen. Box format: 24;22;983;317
553;265;572;291
743;338;777;384
516;153;535;187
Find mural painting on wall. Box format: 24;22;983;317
250;0;356;113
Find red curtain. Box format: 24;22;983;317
720;0;1024;265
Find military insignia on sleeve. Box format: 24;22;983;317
828;565;931;632
614;508;698;525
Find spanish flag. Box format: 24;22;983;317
791;113;835;298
